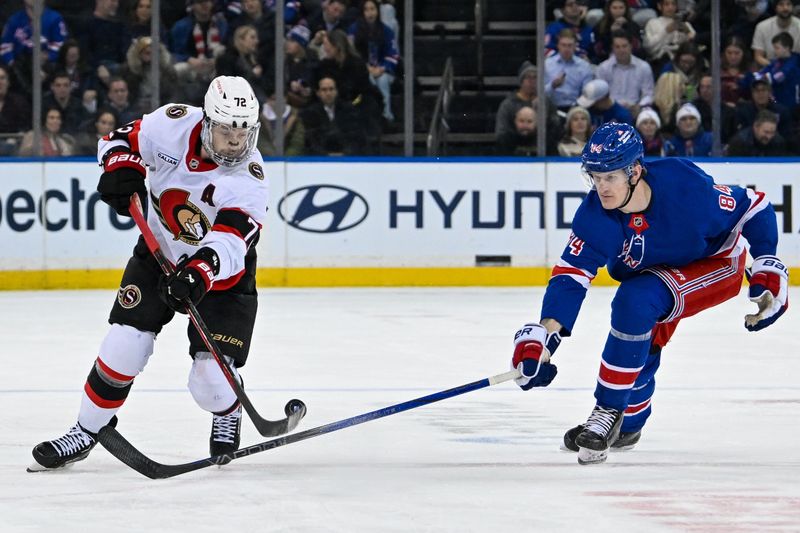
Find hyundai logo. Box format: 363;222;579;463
278;185;369;233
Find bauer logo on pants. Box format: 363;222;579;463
118;285;142;309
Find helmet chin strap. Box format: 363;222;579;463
615;164;640;211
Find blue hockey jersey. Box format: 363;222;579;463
541;157;778;334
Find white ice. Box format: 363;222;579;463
2;287;799;532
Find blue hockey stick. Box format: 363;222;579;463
99;368;521;479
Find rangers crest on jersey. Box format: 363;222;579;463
619;234;646;269
151;189;211;244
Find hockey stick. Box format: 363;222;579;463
98;368;521;479
128;193;306;437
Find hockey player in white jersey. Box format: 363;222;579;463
29;76;269;471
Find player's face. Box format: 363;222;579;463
590;169;630;209
211;123;250;158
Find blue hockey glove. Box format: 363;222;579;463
511;323;561;390
745;255;789;331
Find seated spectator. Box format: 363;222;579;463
663;102;712;156
228;0;276;70
285;25;317;109
495;61;562;141
260;96;307;156
75;108;116;155
751;0;800;68
18;107;77;157
591;0;643;63
300;75;366;155
121;37;179;116
544;0;595;60
126;0;168;43
104;77;139;125
170;0;228;104
307;0;352;58
544;28;594;111
643;0;695;72
216;25;271;103
79;0;130;88
496;106;540;156
759;32;800;111
653;70;687;135
721;35;753;106
43;72;89;134
692;74;738;142
0;0;68;94
727;109;789;156
596;30;655;118
348;0;400;123
0;64;31;155
635;106;664;156
577;78;634;128
557;105;591;156
47;39;96;109
661;41;705;100
313;29;382;137
736;74;794;140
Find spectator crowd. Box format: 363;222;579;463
495;0;800;157
3;0;800;158
0;0;401;157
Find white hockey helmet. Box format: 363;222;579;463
201;76;261;166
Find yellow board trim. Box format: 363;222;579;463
2;267;800;290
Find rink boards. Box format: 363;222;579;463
0;158;798;289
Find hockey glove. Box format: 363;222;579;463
159;247;220;313
511;323;561;390
97;148;147;216
745;255;789;332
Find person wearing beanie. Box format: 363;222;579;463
664;102;713;156
576;78;634;128
635;106;664;156
285;24;317;108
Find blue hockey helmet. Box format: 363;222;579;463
581;122;644;175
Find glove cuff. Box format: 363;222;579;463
752;256;788;278
103;149;147;177
185;247;221;290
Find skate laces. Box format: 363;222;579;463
212;406;241;444
51;424;95;457
584;406;620;437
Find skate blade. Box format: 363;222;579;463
577;447;609;465
26;460;75;473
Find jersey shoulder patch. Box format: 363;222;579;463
248;161;265;180
164;104;190;119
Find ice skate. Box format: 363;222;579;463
562;424;641;453
574;406;623;465
210;402;242;464
28;416;117;472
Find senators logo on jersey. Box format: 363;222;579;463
151;189;211;245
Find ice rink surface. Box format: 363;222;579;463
2;286;799;532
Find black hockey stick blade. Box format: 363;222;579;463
98;369;520;479
128;193;307;437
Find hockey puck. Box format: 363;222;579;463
285;399;307;418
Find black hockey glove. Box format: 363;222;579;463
158;247;220;313
97;148;147;216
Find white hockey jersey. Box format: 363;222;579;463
98;104;269;290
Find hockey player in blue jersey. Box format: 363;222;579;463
510;122;789;465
